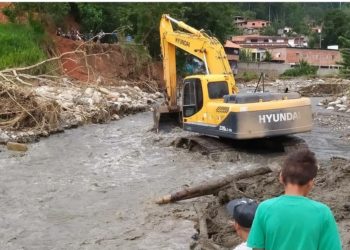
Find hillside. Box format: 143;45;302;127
54;36;163;84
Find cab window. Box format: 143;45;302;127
183;81;195;105
208;81;229;99
183;78;203;117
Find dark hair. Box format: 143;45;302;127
281;149;318;186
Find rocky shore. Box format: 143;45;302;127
0;81;162;145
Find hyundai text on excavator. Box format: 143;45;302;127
154;14;312;140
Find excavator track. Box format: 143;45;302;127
172;135;308;161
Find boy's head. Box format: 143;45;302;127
280;149;318;189
226;198;258;240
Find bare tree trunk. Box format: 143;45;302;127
156;167;271;204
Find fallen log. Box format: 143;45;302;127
156;166;272;204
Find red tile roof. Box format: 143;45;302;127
224;40;241;49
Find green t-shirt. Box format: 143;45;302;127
247;195;342;250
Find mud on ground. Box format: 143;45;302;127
192;157;350;249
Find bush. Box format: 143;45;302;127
119;40;151;72
264;51;272;62
282;60;317;77
241;71;258;82
0;23;47;71
239;48;253;62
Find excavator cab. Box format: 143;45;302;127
182;78;203;118
153;77;203;132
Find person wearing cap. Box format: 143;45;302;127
247;149;342;250
227;198;258;250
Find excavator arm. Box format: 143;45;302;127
159;14;237;109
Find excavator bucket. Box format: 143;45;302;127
153;104;181;132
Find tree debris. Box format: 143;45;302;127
155;167;272;204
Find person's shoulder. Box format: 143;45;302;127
258;196;283;210
307;199;333;214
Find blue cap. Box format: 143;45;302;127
226;198;258;228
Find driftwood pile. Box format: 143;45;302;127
0;83;61;132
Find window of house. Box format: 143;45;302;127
225;48;235;55
257;53;261;61
262;23;265;26
251;39;258;43
332;55;335;60
208;81;229;99
252;23;255;26
264;39;269;42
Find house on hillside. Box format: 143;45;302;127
231;35;308;48
231;35;289;48
269;47;341;68
288;37;308;48
231;35;288;62
230;35;309;62
234;17;270;35
224;40;241;74
277;27;293;36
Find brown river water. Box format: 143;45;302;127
0;99;349;249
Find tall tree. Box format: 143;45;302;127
322;9;350;48
3;3;70;25
338;36;350;78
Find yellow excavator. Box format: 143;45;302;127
154;14;312;140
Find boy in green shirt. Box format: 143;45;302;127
247;149;342;250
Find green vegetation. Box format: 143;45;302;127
0;22;47;71
264;51;272;62
119;42;152;72
239;49;253;63
3;3;70;26
3;3;238;58
241;71;258;82
2;2;350;72
236;2;347;37
338;36;350;78
282;60;317;77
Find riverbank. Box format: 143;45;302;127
0;80;161;145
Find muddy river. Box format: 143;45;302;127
0;100;349;249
